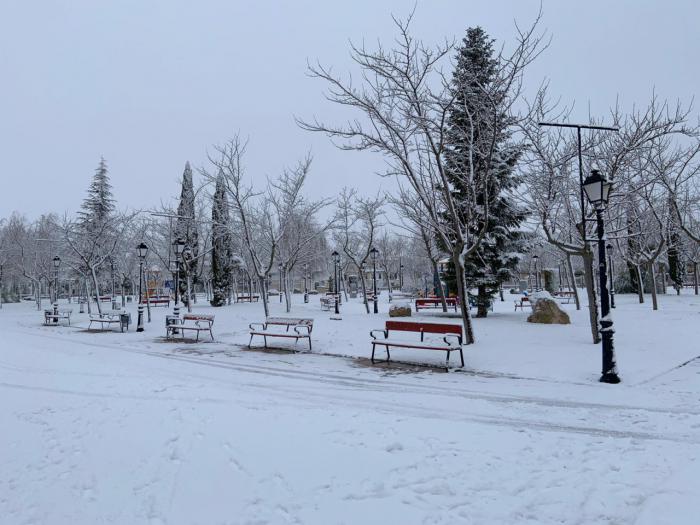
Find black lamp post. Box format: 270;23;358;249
532;255;540;291
582;169;620;384
278;262;283;303
52;256;61;304
331;251;340;315
370;247;379;314
607;243;616;309
173;238;185;307
303;263;309;303
399;262;405;290
136;242;148;332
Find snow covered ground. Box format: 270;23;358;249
1;292;699;524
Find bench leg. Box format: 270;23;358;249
371;343;375;363
263;335;267;348
248;334;254;348
386;345;391;362
210;329;214;341
460;348;465;368
446;350;451;370
307;337;312;351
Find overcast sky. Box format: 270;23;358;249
1;0;698;218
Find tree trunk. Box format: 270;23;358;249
186;273;193;313
259;276;270;317
649;262;658;311
90;266;102;314
453;251;475;345
284;269;292;313
476;284;489;318
359;271;370;314
582;250;600;344
430;260;448;312
694;262;698;296
566;254;580;311
635;264;645;303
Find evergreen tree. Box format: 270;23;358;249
78;157;115;233
667;195;684;293
210;173;232;306
442;27;528;317
174;162;199;303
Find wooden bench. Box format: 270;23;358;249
142;296;171;307
98;296;113;303
89;311;131;332
553;291;576;304
320;296;337;311
370;320;464;368
43;308;73;326
249;317;314;350
166;314;215;341
236;294;260;303
514;296;532;311
415;297;458;312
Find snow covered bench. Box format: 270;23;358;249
166;314;215;341
320;296;336;311
514;296;532;311
43;308;73;326
370;320;464;368
236;294;260;303
415;297;458;312
89;311;131;332
248;317;314;351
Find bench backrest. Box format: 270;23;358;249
386;320;462;338
183;314;214;322
267;317;313;327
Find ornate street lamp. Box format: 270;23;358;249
331;251;340;315
136;242;148;332
532;254;540;292
582;169;620;384
370;247;379;314
278;262;283;303
52;256;61;318
172;238;186;307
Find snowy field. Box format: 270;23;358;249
1;293;699;524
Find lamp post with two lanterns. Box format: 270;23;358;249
370;247;379;314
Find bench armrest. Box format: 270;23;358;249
293;324;312;335
249;322;266;331
443;334;462;347
370;329;388;340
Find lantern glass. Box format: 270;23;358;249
370;247;378;261
583;169;612;207
53;256;61;269
136;242;148;259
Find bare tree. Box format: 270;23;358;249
299;12;546;342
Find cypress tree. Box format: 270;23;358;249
174;162;199;303
210;173;232;306
442;27;528;317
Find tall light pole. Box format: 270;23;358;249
607;243;616;309
136;242;148;332
399;262;404;290
303;263;309;303
52;256;61;321
370;247;379;314
583;169;621;384
110;257;117;310
278;262;283;303
172;238;185;330
331;251;340;315
532;255;540;291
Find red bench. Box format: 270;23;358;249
236;294;260;303
415;297;458;312
370;320;464;368
514;296;532;311
142;296;171;307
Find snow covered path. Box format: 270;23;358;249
1;298;700;524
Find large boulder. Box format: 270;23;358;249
389;303;412;317
527;292;570;325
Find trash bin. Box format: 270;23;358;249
120;312;131;332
